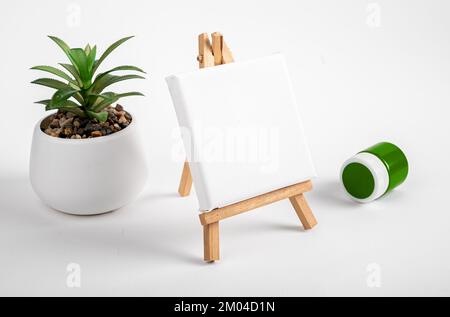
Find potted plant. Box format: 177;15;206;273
30;36;148;215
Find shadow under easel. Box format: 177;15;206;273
310;179;357;208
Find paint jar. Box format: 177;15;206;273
340;142;408;203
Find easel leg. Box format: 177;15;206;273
203;222;220;262
178;161;193;197
289;194;317;230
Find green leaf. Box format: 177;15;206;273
73;92;86;105
87;45;97;73
84;44;91;55
31;78;72;90
46;97;79;110
48;36;71;53
61;107;86;117
91;74;145;94
34;99;51;106
100;65;146;75
45;99;85;117
87;110;108;122
68;48;91;88
94;65;146;83
90;92;119;112
50;88;79;108
59;63;82;87
48;36;79;68
117;91;145;98
90;91;144;112
112;65;145;73
30;65;76;84
92;36;134;74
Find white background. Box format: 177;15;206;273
1;0;449;296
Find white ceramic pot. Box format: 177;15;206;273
30;113;148;215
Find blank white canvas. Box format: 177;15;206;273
166;54;316;211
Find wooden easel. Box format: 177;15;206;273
178;32;318;262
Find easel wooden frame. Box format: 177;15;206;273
178;32;318;262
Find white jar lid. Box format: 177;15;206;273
340;152;389;203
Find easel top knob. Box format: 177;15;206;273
197;32;234;68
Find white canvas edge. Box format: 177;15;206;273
166;53;317;211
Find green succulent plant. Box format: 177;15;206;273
31;36;145;122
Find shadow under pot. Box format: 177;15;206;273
29;112;148;215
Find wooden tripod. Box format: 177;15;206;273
178;32;318;262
